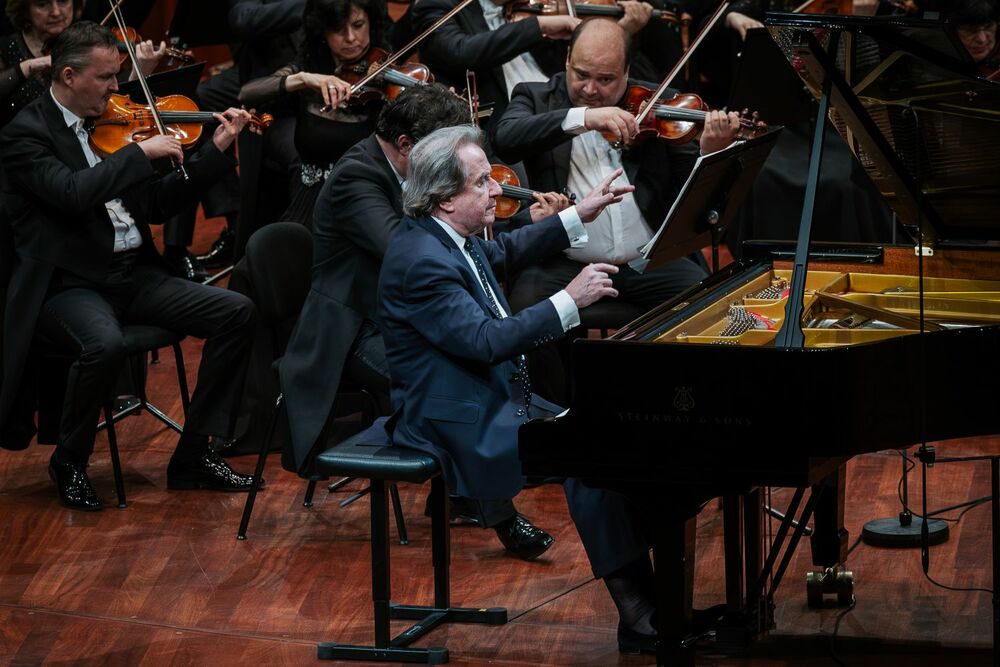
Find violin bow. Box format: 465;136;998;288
632;0;730;128
106;0;188;179
99;0;126;26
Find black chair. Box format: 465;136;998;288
313;428;507;663
235;222;406;542
39;324;190;508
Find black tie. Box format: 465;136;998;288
464;238;532;412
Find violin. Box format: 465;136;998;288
336;46;433;107
500;0;683;24
89;93;272;158
491;164;576;219
610;85;767;146
111;25;193;68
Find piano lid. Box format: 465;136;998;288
764;12;1000;243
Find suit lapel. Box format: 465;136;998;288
547;77;574;190
414;216;501;319
40;94;92;173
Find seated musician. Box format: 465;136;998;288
282;83;569;559
0;21;258;510
491;18;739;398
238;0;391;227
376;123;683;654
951;0;999;71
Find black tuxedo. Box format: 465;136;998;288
282;135;402;471
412;0;565;134
491;72;708;313
0;92;255;454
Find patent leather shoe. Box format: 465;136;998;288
617;622;657;655
195;227;235;269
494;514;554;560
167;449;259;491
164;251;210;282
48;454;103;511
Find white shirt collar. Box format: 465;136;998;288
431;215;470;251
49;87;85;132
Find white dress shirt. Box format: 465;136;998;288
50;89;143;253
478;0;551;100
560;106;650;265
433;208;586;332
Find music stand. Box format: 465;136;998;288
117;61;206;101
638;128;784;274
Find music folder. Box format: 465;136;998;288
116;61;206;102
635;128;783;272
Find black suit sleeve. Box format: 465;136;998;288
228;0;306;39
414;0;547;71
316;157;402;260
140;142;238;223
491;81;575;165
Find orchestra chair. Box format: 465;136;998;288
234;223;406;543
38;325;191;508
313;426;508;664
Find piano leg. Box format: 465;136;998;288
718;490;771;649
806;465;854;607
651;513;696;667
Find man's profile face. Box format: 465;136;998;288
62;45;120;117
565;28;629;109
445;143;502;236
957;21;997;63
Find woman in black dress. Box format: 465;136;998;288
239;0;391;228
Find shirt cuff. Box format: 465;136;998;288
558;207;588;247
549;289;580;332
560;106;588;135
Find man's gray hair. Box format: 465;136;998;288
402;125;484;218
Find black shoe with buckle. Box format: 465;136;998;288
49;453;103;511
163;249;210;282
195;227;235;269
493;514;554;560
617;622;657;655
167;449;260;491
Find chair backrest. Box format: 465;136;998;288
244;222;313;328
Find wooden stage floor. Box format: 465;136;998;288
1;227;997;666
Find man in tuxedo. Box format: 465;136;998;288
492;19;743;315
377;124;670;653
282;83;568;558
0;21;258;511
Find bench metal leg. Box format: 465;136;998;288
103;402;127;508
317;475;507;663
237;393;281;540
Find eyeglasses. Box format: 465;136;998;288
956;21;997;38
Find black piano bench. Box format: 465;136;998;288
313;431;508;664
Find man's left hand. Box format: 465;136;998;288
529;191;572;222
576;167;635;222
618;1;654;35
212;108;251;152
699;110;741;155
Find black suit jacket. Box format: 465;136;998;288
0;91;234;450
413;0;565;133
492;72;700;231
281;135;403;471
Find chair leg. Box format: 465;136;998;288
137;347;183;433
104;402;127;509
429;477;450;609
389;483;409;546
237;393;282;540
171;342;191;417
303;479;317;507
328;476;353;493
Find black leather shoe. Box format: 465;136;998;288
617;622;657;655
167;449;260;491
48;454;103;511
195;227;235;269
164;251;210;282
494;515;554;560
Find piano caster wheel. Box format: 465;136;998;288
806;566;854;608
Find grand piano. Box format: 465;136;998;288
519;11;1000;666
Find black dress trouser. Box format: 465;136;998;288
35;254;256;458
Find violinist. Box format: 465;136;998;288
1;0;167;129
0;21;259;510
492;19;739;400
239;0;390;226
